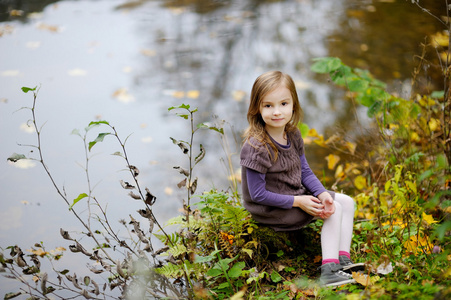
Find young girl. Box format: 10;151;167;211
240;71;363;287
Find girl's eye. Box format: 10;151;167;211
282;102;288;106
264;104;271;108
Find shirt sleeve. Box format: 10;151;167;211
300;154;327;197
246;168;294;209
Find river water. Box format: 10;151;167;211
0;0;446;296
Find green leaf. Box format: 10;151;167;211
310;57;342;74
430;90;444;99
69;193;88;210
206;267;223;277
71;129;81;137
228;261;245;278
217;282;231;290
270;270;283;283
88;120;110;127
176;114;189;120
298;123;309;138
84;276;90;286
168;103;191;111
7;153;27;163
21;86;37;93
4;292;22;299
88;132;111;151
367;100;383;118
434;220;451;241
347;79;369;92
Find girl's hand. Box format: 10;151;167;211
318;192;335;219
293;195;324;217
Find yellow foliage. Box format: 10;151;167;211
335;164;345;179
403;234;433;255
422;212;438;225
352;272;379;286
344;141;357;155
354;175;367;190
428;118;440;132
27;248;48;257
325;154;340;170
430;30;449;47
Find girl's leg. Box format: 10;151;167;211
334;193;355;256
321;201;342;263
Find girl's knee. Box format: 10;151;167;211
335;193;355;212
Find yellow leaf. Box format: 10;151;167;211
325;134;340;145
428;118;440;132
344;141;357;155
352;272;370;286
307;128;319;137
410;131;420;142
187;90;200;99
335;164;344;179
404;234;434;255
430;30;449;47
28;248;48;257
354;175;367;190
422;212;438;225
325;154;340;170
313;135;326;147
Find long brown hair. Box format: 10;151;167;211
243;71;303;161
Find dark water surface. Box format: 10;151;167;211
0;0;446;295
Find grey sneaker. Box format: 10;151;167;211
339;255;365;273
319;262;355;287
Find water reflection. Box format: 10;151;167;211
0;0;446;294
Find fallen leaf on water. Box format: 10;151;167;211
187;90;200;99
68;68;87;76
141;136;153;144
112;88;135;103
232;90;246;102
294;80;311;90
1;70;20;77
164;187;173;195
140;49;156;57
122;66;133;73
26;41;41;49
36;22;61;33
172;91;185;99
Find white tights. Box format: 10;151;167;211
321;193;355;260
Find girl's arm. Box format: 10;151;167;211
246;168;325;217
246;168;294;209
300;154;327;196
300;154;335;218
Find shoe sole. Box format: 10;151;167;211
323;278;356;287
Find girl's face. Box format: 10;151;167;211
259;84;293;134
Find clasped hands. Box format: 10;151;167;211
293;191;335;219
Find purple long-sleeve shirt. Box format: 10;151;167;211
246;153;326;209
